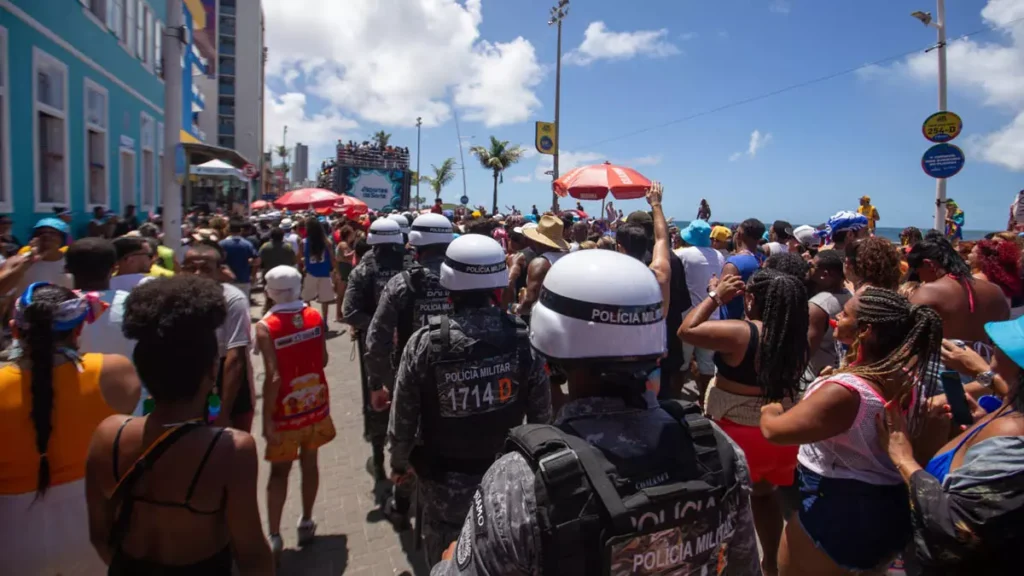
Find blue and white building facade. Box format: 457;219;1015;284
0;0;167;240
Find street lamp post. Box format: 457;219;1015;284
416;117;423;210
913;1;948;232
549;0;569;212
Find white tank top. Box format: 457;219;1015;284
541;251;565;265
797;373;903;485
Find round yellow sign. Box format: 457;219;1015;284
922;111;963;143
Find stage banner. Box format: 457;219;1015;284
344;168;406;211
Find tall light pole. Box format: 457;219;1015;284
161;0;184;252
416;116;423;209
548;0;569;212
912;2;948;231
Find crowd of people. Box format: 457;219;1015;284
0;187;1023;576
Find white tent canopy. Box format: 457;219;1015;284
192;159;248;181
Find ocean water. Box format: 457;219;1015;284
670;221;989;243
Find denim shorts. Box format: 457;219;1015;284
796;466;911;571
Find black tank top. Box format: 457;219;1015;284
108;419;232;575
713;321;758;386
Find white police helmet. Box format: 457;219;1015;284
409;213;454;247
440;234;508;291
387;214;410;234
367;218;404;245
530;250;665;361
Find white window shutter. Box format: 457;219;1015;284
106;0;114;29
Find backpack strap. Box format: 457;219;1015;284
659;400;735;489
428;315;450;356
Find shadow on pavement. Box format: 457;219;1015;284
364;479;429;576
278;534;349;576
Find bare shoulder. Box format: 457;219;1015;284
527;257;550;276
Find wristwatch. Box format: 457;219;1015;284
708;290;722;306
975;370;996;389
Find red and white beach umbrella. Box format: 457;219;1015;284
553;161;652;201
334;195;369;218
272;188;340;210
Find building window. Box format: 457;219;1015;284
108;0;124;40
120;148;135;210
136;2;147;62
219;136;235;149
83;0;106;27
84;79;108;208
155;20;163;78
0;27;9;212
124;0;135;54
33;48;68;209
144;7;154;69
140;112;155;211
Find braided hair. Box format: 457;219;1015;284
20;284;78;497
907;235;972;279
746;269;810;401
840;287;943;413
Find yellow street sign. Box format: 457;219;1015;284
535;121;557;155
922;111;963;144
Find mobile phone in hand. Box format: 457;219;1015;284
940;370;974;428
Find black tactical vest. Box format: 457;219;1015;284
413;313;533;480
506;401;739;576
396;267;452;358
369;258;406;307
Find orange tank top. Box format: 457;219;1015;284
0;354;113;494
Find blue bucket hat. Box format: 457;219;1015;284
985;316;1024;370
33;217;70;245
681;219;712;248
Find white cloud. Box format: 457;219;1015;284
510;175;534;184
679;32;699;41
563;21;680;66
728;130;773;161
263;88;360;151
769;0;792;14
262;0;544;129
875;0;1024;170
748;130;773;156
627;154;663;166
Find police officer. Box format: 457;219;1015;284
366;212;456;527
388;213;411;244
430;250;761;576
389;234;552;566
342;217;410;482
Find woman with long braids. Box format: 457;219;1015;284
0;283;140;574
878;317;1024;574
301;216;338;321
760;287;944;575
679;268;810;576
85;275;272;574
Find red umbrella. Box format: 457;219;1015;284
272;188;340;210
251;200;269;210
553;161;652;200
334;195;369;218
560;209;590;219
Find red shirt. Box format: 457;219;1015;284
431;204;443;214
261;304;329;431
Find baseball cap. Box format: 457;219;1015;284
772;220;794;240
626;211;653;226
710;226;731;242
793;225;821;248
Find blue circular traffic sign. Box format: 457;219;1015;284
539;136;554;152
921;143;965;179
459;195;469;205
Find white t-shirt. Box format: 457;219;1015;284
77;289;149;415
20;258;71;290
675;246;726;321
765;241;789;256
110;273;148;292
218;283;252;358
284;232;301;256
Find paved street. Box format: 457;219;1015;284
249;299;429;576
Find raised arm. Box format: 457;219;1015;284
647;182;671;317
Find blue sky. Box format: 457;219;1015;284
262;0;1024;231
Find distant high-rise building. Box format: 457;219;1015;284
196;0;265;166
293;144;309;184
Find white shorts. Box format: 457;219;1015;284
682;342;717;376
302;275;336;303
0;479;106;575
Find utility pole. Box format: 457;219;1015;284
913;2;948;231
161;0;184;251
548;0;569;212
453;108;469;204
416;116;423;209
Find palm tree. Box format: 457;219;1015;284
372;130;391;148
469;137;525;214
420;158;457;200
274;145;290;176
